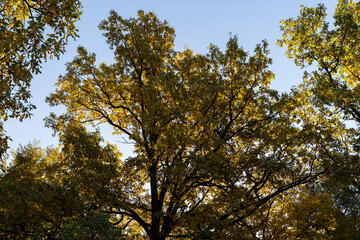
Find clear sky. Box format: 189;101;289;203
4;0;338;158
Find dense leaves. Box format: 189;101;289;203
278;0;360;122
1;1;360;239
0;127;121;239
279;1;360;237
44;10;352;239
0;0;82;154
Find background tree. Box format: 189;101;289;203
0;0;82;154
0;126;121;239
279;0;360;237
278;0;360;122
46;10;349;239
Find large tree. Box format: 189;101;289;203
46;10;348;239
0;0;82;154
278;0;360;237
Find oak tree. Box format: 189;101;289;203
46;10;349;239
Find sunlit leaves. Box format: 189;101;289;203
279;0;360;122
0;0;82;155
44;10;352;239
279;0;360;238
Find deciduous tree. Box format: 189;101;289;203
0;0;82;154
278;0;360;123
0;127;121;239
279;0;360;237
46;10;349;239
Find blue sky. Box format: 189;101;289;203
4;0;338;158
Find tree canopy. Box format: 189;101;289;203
1;1;360;239
0;0;82;154
278;0;360;122
278;1;360;237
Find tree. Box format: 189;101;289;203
0;128;121;239
278;0;360;123
278;0;360;237
46;10;349;239
0;0;82;154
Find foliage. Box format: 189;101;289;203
279;0;360;238
44;10;352;239
0;0;82;154
0;129;121;239
1;1;360;239
278;0;360;122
